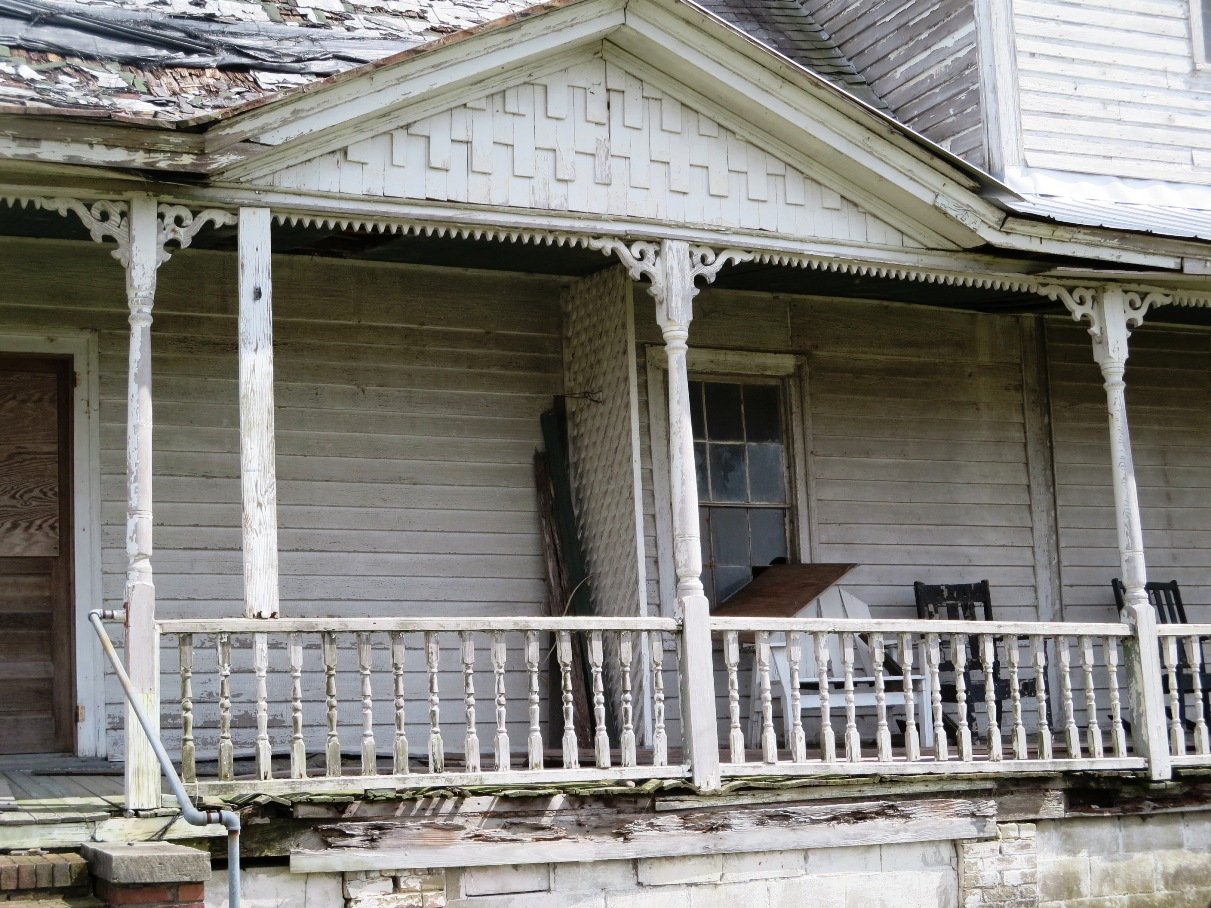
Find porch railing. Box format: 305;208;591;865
1157;624;1211;767
710;618;1144;775
144;611;1210;793
157;617;685;796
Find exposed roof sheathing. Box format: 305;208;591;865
0;0;885;119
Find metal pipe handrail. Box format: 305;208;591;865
89;610;242;908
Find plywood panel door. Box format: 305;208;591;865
0;356;74;754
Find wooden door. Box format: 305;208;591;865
0;356;74;754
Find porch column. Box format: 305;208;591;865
590;238;752;791
123;196;163;810
237;208;280;620
1044;284;1171;780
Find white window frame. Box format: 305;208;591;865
0;328;105;758
645;347;812;617
1194;0;1211;69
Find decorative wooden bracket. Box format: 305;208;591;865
26;196;236;267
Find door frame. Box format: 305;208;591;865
0;329;103;757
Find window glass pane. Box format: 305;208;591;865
743;385;782;443
748;444;786;503
708;444;747;502
689;381;704;440
749;509;788;566
715;566;754;605
709;507;749;565
694;441;708;498
704;382;744;441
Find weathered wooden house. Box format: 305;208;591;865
0;0;1209;905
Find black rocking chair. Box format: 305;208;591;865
1112;578;1211;730
914;580;1017;730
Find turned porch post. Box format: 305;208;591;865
238;207;281;620
124;196;162;809
1046;284;1171;780
657;241;719;790
590;237;751;790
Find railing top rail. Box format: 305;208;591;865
157;616;680;635
1155;623;1211;636
709;617;1132;637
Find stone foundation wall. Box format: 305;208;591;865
1036;812;1211;908
195;809;1211;908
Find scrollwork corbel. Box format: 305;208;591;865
1122;290;1171;330
588;237;663;296
689;245;755;285
35;197;131;265
1038;284;1101;341
157;204;238;265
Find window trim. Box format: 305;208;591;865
1194;0;1210;69
645;347;812;616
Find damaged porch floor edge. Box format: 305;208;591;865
288;796;997;872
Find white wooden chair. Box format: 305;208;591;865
748;587;933;749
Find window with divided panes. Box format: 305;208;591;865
690;378;791;607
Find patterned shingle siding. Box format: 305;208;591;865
562;266;651;737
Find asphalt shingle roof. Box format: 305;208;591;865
0;0;885;121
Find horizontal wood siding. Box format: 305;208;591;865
1048;319;1211;621
0;236;563;757
636;290;1039;621
1014;0;1211;182
803;0;986;169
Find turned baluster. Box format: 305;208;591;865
557;630;578;768
815;632;836;763
217;632;233;781
254;633;271;780
1006;635;1027;760
525;630;543;770
425;631;444;773
650;631;668;767
724;631;744;763
1033;636;1052;760
492;631;510;772
179;635;195;784
953;634;973;761
1057;636;1081;758
323;632;341;776
288;633;306;779
358;632;377;775
788;632;807;763
926;633;947;761
1189;635;1210;756
872;634;891;762
391;632;409;775
980;634;1002;762
619;631;636;768
460;632;480;773
841;632;860;761
899;632;920;762
1105;636;1127;758
589;631;610;768
757;631;777;764
1079;635;1103;759
1162;635;1185;756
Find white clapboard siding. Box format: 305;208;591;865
1013;0;1211;181
268;56;919;248
635;288;1043;622
0;235;565;757
803;0;985;169
1048;319;1211;620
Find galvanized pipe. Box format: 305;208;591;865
89;610;242;908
